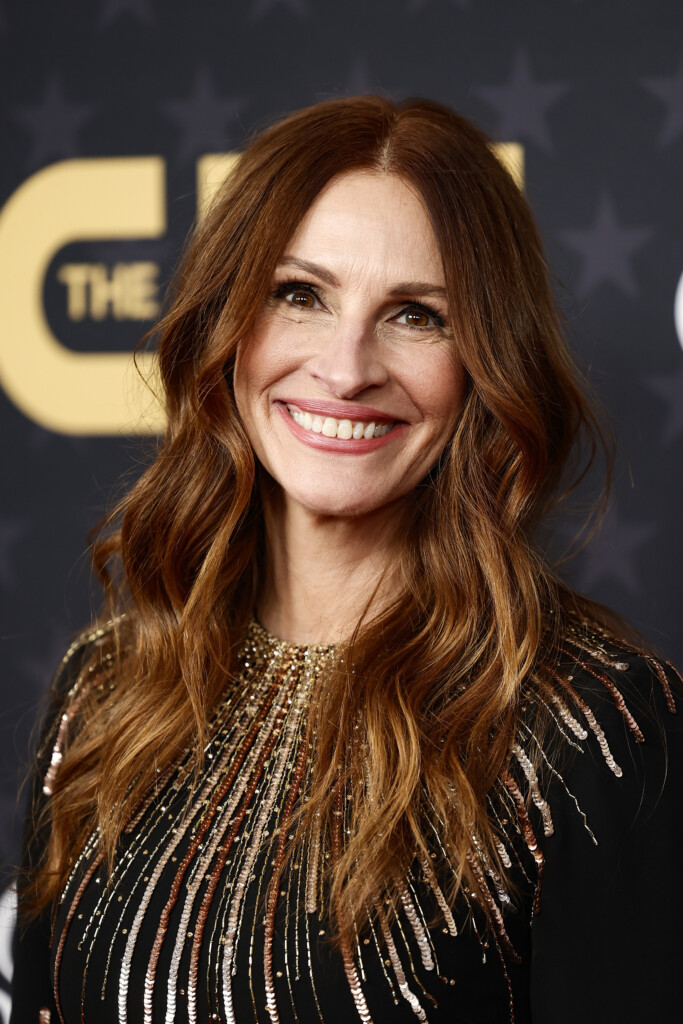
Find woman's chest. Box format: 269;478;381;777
53;816;528;1024
52;718;530;1024
52;635;533;1024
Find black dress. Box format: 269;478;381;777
10;621;683;1024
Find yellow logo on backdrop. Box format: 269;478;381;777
0;146;522;436
57;262;161;322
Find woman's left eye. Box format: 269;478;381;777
393;305;444;330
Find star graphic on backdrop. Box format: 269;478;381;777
559;193;652;300
250;0;306;19
317;61;401;109
407;0;469;12
164;70;245;164
100;0;155;26
648;363;683;444
323;59;401;101
0;519;25;589
15;77;92;168
474;50;569;153
578;504;654;596
643;52;683;147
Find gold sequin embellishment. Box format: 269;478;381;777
48;620;680;1024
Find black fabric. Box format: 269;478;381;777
10;648;683;1024
10;813;55;1024
529;656;683;1021
10;638;93;1024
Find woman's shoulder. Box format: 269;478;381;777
36;619;122;789
522;627;683;1019
552;626;681;779
557;623;680;715
52;619;121;696
521;623;683;850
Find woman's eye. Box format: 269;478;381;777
394;306;443;329
288;289;318;308
274;283;323;310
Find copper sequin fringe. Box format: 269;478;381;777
45;619;679;1023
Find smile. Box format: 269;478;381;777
274;400;406;454
286;404;394;440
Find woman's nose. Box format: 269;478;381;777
307;319;388;399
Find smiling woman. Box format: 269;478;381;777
11;96;683;1024
234;170;465;545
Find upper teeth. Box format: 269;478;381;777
286;405;393;440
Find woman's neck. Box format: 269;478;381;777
257;490;403;645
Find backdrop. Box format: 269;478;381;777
1;0;682;1007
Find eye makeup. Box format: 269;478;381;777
271;278;447;330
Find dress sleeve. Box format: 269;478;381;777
10;634;97;1024
529;653;683;1023
9;768;58;1023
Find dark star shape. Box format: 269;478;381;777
334;59;403;102
0;518;25;589
15;77;93;169
475;49;569;153
559;193;653;300
648;362;683;445
100;0;155;26
578;504;654;596
643;52;683;147
164;70;245;164
250;0;306;18
318;61;400;108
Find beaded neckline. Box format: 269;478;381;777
248;615;337;656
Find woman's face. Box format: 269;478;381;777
233;170;466;519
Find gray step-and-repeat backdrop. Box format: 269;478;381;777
1;0;682;1010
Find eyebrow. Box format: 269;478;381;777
276;256;448;300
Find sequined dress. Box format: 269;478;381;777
11;620;683;1024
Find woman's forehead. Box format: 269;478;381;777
283;170;446;291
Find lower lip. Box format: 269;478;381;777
274;402;407;454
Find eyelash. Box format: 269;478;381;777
272;279;446;330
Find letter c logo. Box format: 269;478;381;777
0;158;166;434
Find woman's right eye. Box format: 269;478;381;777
273;281;323;310
287;290;317;308
272;280;325;311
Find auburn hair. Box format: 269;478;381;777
24;95;616;945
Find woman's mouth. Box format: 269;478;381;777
273;400;406;454
286;403;394;440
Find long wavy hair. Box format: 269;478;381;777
25;95;617;945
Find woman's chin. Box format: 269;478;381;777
283;482;399;520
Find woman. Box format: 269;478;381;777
11;95;683;1024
